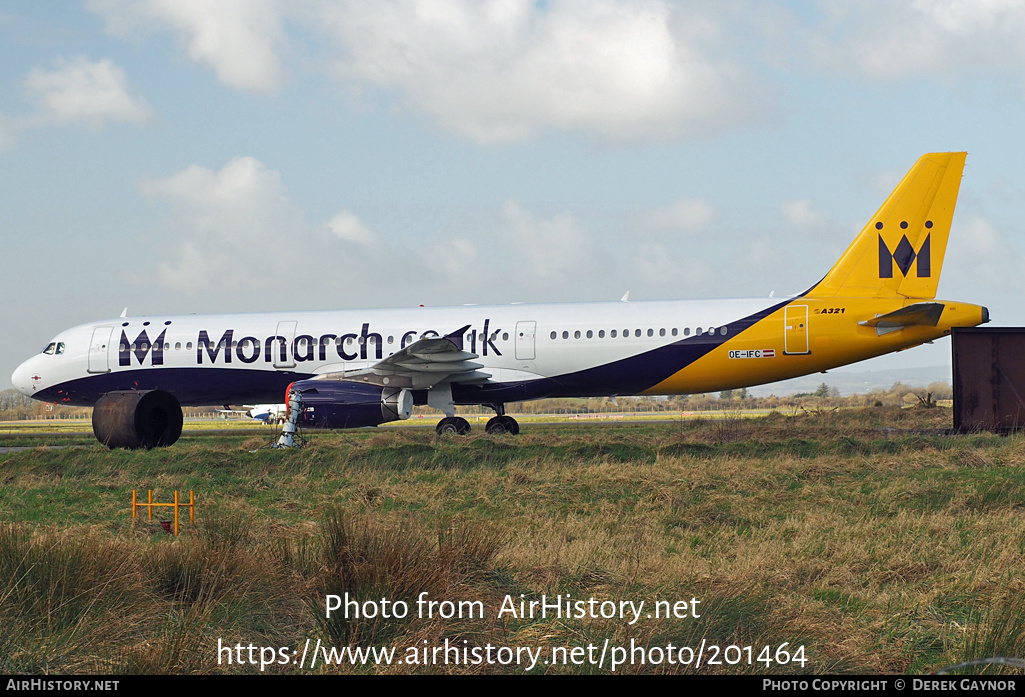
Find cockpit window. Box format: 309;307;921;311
41;342;65;356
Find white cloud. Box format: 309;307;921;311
325;211;376;247
944;214;1025;294
91;0;763;142
89;0;286;93
142;156;293;238
865;169;905;198
141;156;484;299
741;236;787;271
141;157;304;291
21;56;152;128
780;199;821;227
633;241;714;292
948;214;1013;267
139;157;750;305
644;198;717;232
316;0;760;142
81;0;1025;145
806;0;1025;81
499;201;598;283
959;215;1003;257
421;237;481;280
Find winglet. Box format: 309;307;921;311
443;325;471;352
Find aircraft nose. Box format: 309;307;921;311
11;358;37;397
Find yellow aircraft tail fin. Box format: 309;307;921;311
808;152;966;299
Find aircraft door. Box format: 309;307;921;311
784;305;810;355
274;321;297;368
88;326;113;374
515;321;536;360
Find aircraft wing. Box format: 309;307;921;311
858;302;945;335
312;324;492;389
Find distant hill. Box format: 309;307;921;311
746;365;950;398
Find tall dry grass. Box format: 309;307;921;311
1;408;1024;673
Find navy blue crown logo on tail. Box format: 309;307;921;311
878;233;931;279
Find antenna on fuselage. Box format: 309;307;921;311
620;291;630;302
120;308;128;318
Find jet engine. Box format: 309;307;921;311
290;381;413;429
92;390;184;449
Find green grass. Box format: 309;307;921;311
2;407;1024;674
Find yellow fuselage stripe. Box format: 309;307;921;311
645;297;986;394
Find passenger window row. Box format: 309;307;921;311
548;327;727;340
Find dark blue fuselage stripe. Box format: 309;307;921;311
35;368;315;407
538;296;793;396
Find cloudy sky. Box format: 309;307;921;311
3;1;1025;391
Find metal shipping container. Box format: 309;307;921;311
952;327;1025;432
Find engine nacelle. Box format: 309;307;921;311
291;381;413;429
92;390;184;449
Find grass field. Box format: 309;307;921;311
2;406;1024;674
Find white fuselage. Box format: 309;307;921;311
12;297;779;407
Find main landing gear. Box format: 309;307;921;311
436;416;471;435
485;415;520;435
434;405;520;436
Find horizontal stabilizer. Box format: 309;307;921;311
858;302;945;335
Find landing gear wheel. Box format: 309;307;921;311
436;416;471;435
485;415;520;435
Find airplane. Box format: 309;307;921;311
11;152;988;448
245;404;287;424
